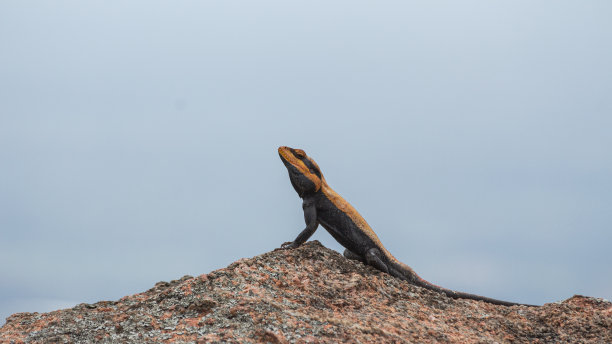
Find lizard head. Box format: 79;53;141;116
278;146;325;197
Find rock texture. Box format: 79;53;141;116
1;241;610;343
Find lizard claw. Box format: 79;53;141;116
281;241;299;249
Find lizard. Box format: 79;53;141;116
278;146;537;307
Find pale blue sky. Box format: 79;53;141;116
1;1;611;324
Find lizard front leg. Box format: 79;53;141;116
282;197;319;249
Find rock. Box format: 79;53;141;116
1;241;610;343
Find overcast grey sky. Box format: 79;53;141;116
1;1;611;324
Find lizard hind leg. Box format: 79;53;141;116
364;247;390;274
343;249;365;263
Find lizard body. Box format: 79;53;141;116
278;146;536;307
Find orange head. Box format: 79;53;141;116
278;146;325;197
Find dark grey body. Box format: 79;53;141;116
279;146;537;307
309;193;380;257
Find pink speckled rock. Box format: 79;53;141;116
1;241;610;343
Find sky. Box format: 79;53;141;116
1;1;611;325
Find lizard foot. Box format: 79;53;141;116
281;241;300;249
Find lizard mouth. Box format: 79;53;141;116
278;146;294;163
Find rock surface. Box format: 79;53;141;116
1;241;610;343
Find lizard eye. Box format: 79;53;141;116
293;149;306;158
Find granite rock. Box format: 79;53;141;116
1;241;610;343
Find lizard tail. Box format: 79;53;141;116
390;260;535;307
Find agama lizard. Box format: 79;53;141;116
278;146;536;307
